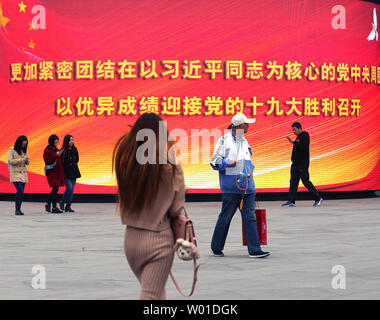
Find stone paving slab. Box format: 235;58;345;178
0;198;379;300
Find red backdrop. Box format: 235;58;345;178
0;0;379;194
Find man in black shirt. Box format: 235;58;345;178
282;122;323;207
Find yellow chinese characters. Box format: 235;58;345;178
8;60;379;84
55;96;363;118
75;61;93;80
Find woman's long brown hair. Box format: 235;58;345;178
112;113;176;218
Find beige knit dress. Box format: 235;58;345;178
121;164;185;300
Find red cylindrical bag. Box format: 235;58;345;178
243;208;267;246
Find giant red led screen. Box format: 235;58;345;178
0;0;379;194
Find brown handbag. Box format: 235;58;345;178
170;208;205;297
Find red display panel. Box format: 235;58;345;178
0;0;379;194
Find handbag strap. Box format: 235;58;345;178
169;259;206;297
169;207;205;297
182;207;189;218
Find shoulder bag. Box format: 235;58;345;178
170;207;205;297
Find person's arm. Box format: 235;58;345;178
25;153;30;165
168;166;186;219
75;148;79;163
210;137;237;171
286;136;295;144
44;148;60;164
8;149;23;165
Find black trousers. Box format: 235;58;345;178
288;163;321;203
48;186;59;207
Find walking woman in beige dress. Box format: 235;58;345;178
113;113;186;300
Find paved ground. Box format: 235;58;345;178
0;197;379;300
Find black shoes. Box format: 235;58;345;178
65;206;75;213
59;199;65;211
46;202;74;213
281;201;295;207
64;202;75;212
249;250;270;258
15;210;24;216
60;199;75;212
211;250;224;257
313;198;324;207
51;207;63;214
46;203;63;214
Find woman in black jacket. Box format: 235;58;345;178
59;135;81;212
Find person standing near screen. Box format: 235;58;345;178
281;122;323;207
113;113;186;300
210;113;270;258
43;134;65;214
8;136;30;216
59;134;81;213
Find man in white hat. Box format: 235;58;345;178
210;114;270;258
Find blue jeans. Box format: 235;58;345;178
63;179;76;203
211;193;261;255
13;182;25;211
